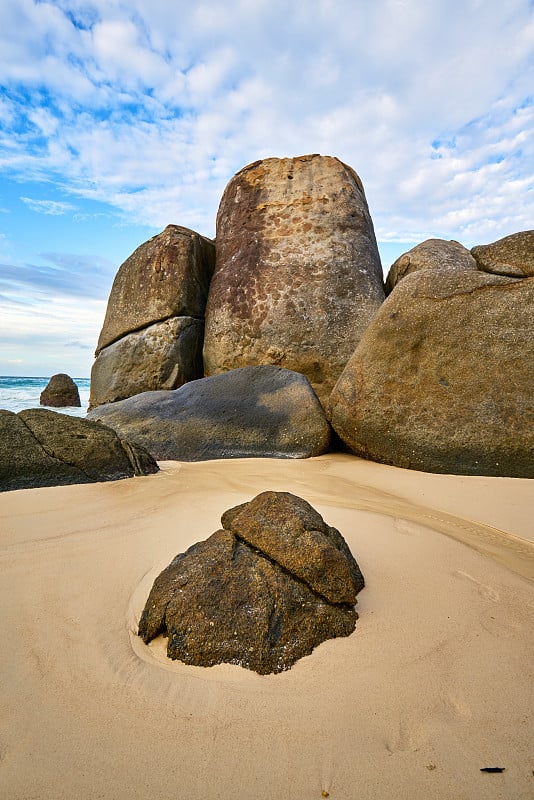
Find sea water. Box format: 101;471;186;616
0;377;90;416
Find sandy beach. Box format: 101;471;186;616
1;454;533;800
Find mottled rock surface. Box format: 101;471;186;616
203;154;385;406
0;409;158;492
221;492;364;604
87;365;331;461
40;373;81;407
385;239;477;294
138;491;364;674
96;225;215;353
89;317;204;409
471;230;534;278
329;270;534;477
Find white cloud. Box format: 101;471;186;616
0;290;106;375
0;0;532;245
0;0;531;376
20;197;77;215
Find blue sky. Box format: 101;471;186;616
1;0;533;377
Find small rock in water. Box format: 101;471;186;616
138;491;364;674
40;373;81;407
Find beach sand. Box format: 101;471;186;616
0;454;533;799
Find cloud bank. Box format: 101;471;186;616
0;0;533;376
1;0;532;243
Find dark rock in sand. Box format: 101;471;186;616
328;269;534;477
203;154;385;407
0;408;158;492
87;365;331;461
138;491;364;674
471;230;534;278
385;238;477;294
40;373;81;407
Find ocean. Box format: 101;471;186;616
0;376;90;416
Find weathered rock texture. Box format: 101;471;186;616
328;270;534;477
90;225;215;409
138;491;364;674
96;224;215;352
40;373;81;407
385;238;477;294
87;366;330;461
0;409;158;492
90;317;204;408
203;154;385;406
471;230;534;278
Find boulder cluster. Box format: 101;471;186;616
138;491;364;674
89;154;533;478
89;155;384;413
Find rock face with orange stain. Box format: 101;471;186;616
203;155;385;407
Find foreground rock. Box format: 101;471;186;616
0;409;158;492
385;238;477;294
90;225;215;408
40;373;81;407
329;270;534;477
203;154;385;406
138;491;364;674
471;230;534;277
88;365;330;460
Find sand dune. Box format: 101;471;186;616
1;454;533;799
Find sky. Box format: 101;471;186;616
1;0;533;377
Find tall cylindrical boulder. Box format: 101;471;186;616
203;155;385;406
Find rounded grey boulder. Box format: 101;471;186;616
87;365;331;461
